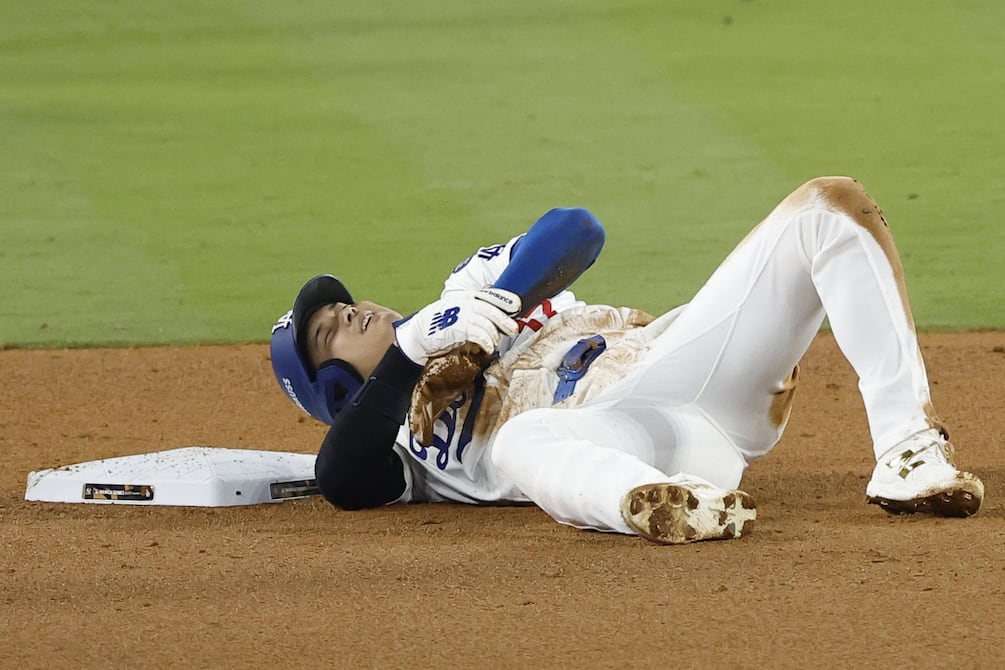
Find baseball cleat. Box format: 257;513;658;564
866;429;984;517
620;476;756;545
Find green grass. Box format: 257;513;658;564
2;0;1004;346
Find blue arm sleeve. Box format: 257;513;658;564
492;207;605;315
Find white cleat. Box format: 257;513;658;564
866;429;983;517
620;475;756;545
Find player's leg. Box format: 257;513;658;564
615;176;981;515
490;403;755;543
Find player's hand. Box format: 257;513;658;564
394;294;518;366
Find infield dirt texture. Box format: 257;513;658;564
3;2;1005;668
4;336;1005;667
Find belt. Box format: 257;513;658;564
553;335;607;404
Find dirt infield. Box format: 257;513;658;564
2;333;1004;669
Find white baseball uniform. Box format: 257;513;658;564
391;177;941;535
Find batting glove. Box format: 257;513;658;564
394;294;518;366
474;287;522;317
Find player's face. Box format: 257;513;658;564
304;301;402;379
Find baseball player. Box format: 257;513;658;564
269;176;984;544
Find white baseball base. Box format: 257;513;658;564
24;446;319;507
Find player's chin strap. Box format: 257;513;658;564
553;335;607;404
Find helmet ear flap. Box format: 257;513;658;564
315;359;364;419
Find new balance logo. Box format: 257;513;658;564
891;449;925;479
428;306;461;334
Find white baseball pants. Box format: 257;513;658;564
490;177;942;534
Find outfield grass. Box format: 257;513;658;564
2;1;1003;346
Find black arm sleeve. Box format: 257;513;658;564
314;345;423;510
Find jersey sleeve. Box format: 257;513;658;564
440;234;523;297
440;208;605;313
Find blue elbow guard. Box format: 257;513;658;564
493;207;605;314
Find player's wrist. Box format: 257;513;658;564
392;316;431;366
475;287;522;317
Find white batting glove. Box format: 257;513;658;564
474;287;522;317
395;294;518;366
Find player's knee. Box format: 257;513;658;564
807;176;866;207
790;176;891;235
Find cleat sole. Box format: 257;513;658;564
621;482;756;545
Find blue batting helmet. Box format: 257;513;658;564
269;274;364;425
